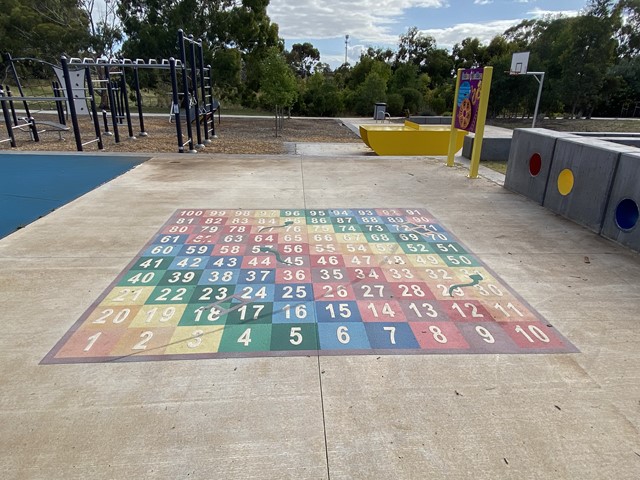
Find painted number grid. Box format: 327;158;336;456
42;208;577;363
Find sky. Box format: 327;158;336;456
267;0;588;68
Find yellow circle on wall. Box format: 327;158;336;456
557;169;574;196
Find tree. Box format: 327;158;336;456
396;27;436;68
616;0;640;57
0;0;89;61
81;0;122;59
452;38;487;70
259;47;297;110
285;42;320;78
556;6;620;117
300;72;343;116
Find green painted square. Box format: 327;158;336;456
218;324;272;352
399;242;434;254
440;254;480;267
432;242;468;255
133;257;174;270
330;216;357;226
226;302;274;324
270;324;319;351
280;209;305;218
333;224;362;233
117;270;163;287
192;285;236;304
179;303;229;326
147;285;196;304
360;223;389;233
364;232;395;243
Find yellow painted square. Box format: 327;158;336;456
81;305;142;330
165;326;225;354
101;286;155;306
129;304;188;328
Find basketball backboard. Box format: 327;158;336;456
510;52;530;75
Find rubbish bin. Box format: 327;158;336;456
373;102;387;121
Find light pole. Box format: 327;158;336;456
345;35;349;65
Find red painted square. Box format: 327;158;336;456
161;225;196;235
353;282;395;301
358;300;406;322
186;233;220;244
310;254;346;268
212;244;247;256
440;300;494;322
389;282;436;300
241;255;277;269
502;322;568;349
346;267;386;283
275;268;312;284
409;322;469;350
313;282;357;302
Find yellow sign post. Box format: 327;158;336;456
446;66;493;179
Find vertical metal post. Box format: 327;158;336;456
178;30;196;152
0;87;17;147
5;86;19;125
119;70;135;139
189;35;204;148
61;56;83;151
5;53;32;120
531;72;545;128
170;58;185;153
207;65;217;138
85;66;104;150
104;66;120;142
198;41;211;144
133;67;147;136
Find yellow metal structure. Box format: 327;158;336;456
359;121;468;156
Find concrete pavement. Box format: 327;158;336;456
0;145;639;479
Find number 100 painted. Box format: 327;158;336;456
42;208;577;364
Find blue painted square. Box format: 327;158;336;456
274;283;314;302
208;256;242;269
364;322;420;349
272;301;317;323
198;269;240;285
169;256;209;270
233;284;276;302
315;301;362;322
153;234;189;246
143;244;181;257
179;244;213;256
318;322;371;350
328;209;354;217
355;215;383;225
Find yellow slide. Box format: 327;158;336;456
359;120;468;156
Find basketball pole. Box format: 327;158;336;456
529;72;545;128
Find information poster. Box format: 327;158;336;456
454;68;485;133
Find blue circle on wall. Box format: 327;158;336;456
615;198;639;231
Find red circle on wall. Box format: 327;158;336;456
529;153;542;177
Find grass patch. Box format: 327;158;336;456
482;161;507;175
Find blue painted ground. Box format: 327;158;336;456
0;153;149;239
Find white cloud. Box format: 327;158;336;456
474;0;493;5
420;19;520;50
527;7;580;18
268;0;447;43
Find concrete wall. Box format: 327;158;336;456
504;129;640;251
504;129;577;204
600;152;640;251
408;116;452;125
